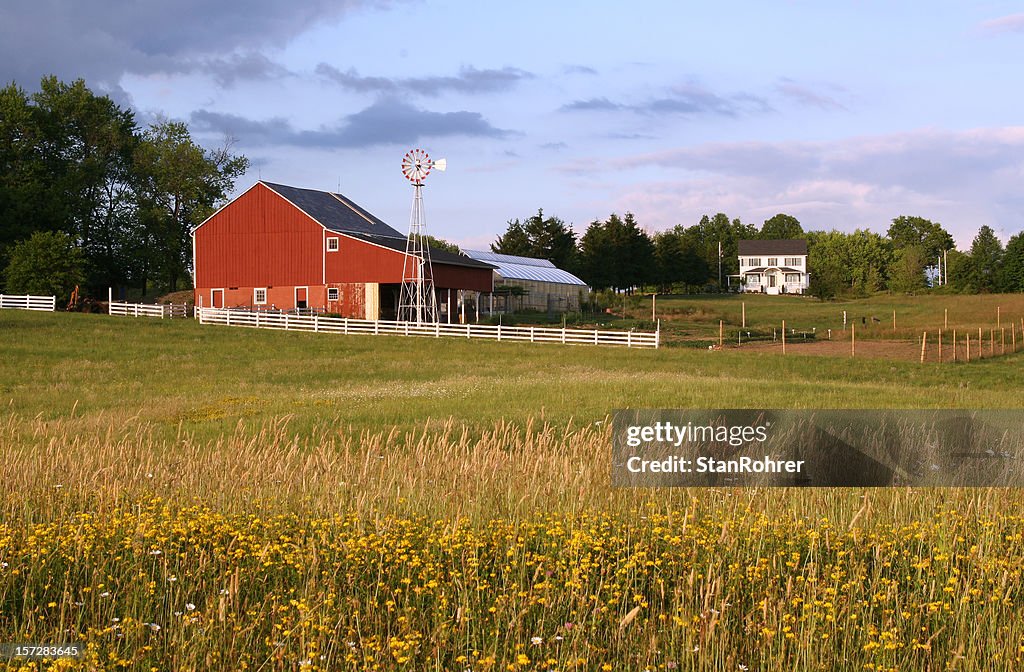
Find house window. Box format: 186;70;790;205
254;288;267;305
746;274;761;284
786;273;801;283
326;237;339;252
768;257;778;266
785;257;802;267
328;287;339;301
747;257;761;267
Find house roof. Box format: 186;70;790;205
261;181;405;237
346;233;495;270
462;250;589;286
737;239;808;256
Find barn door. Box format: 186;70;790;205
211;289;224;308
295;287;308;309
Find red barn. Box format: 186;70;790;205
192;181;493;320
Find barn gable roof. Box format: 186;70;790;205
346;233;495;270
261;181;404;237
737;239;808;256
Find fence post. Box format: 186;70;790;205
497;324;502;342
436;322;440;338
467;324;471;339
133;304;138;317
920;332;926;364
562;327;566;344
594;329;598;345
314;313;319;332
256;311;260;328
226;310;231;327
374;320;379;336
627;330;632;348
285;314;290;331
530;327;535;343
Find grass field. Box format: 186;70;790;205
2;307;1024;671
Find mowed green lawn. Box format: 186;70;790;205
649;292;1024;342
1;308;1022;442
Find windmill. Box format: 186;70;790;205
397;148;446;324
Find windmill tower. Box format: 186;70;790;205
398;148;445;323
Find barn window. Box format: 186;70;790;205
326;237;339;252
254;288;267;305
328;287;339;301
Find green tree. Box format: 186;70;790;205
422;235;461;255
491;218;531;256
492;209;578;272
966;225;1003;293
887;215;954;286
759;214;804;240
999;232;1024;292
888;245;928;293
653;226;709;292
134;120;248;292
3;230;85;297
683;213;756;288
578;213;654;292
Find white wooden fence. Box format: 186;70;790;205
0;293;56;311
197;307;659;349
109;301;191;318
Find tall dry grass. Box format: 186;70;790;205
4;413;1024;670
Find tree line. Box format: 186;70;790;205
491;210;1024;297
1;76;248;300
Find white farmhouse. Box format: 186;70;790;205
736;239;809;295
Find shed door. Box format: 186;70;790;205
295;287;308;309
211;289;224;308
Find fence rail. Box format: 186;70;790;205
197;307;659;348
0;294;56;311
109;301;192;318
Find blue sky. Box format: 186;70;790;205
3;0;1024;249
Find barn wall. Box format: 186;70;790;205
325;235;409;283
195;183;324;290
432;264;493;293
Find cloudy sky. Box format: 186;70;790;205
3;1;1023;249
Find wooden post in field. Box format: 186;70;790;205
742;301;746;328
997;306;1001;329
979;328;983;359
944;308;948;329
719;320;723;349
782;320;787;354
990;328;994;356
1013;323;1017;353
893;310;897;331
1001;328;1005;355
920;332;927;363
938;329;942;362
966;333;970;362
952;329;957;362
851;322;856;358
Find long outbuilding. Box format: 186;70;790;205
192;181;493;320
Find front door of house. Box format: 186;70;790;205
768;274;776;288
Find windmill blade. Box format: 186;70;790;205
432;158;447;172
